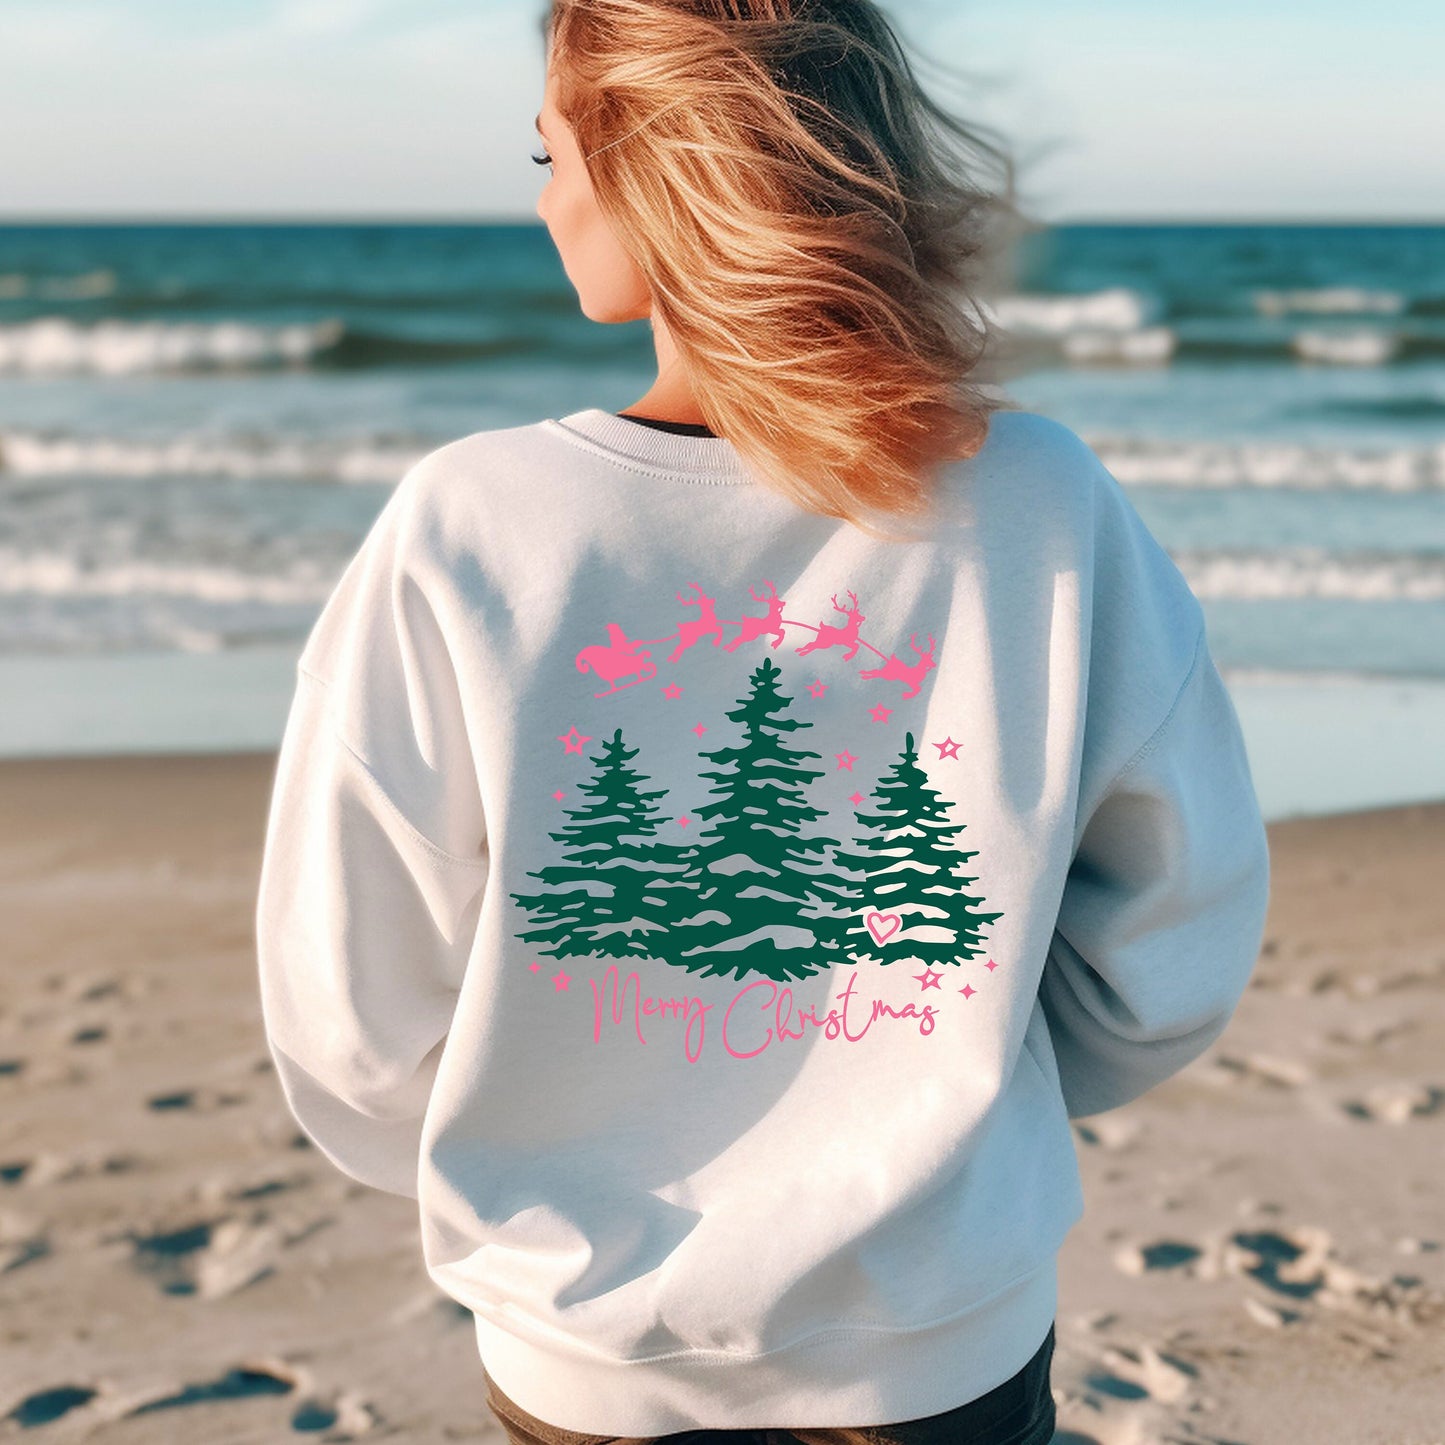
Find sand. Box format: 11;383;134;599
0;753;1441;1443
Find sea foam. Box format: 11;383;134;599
0;317;346;375
1088;436;1445;492
1176;548;1445;602
0;430;425;484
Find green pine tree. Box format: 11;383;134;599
823;731;1000;966
663;657;850;982
509;728;691;959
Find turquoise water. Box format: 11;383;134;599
1;222;1441;816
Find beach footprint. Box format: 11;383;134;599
123;1364;379;1437
205;1169;314;1203
1111;1215;1445;1336
146;1083;251;1112
1319;1017;1414;1050
1111;1238;1204;1276
3;1368;300;1433
3;1384;98;1429
1051;1332;1204;1445
1226;1226;1331;1301
121;1359;298;1418
1226;1223;1445;1328
1198;1051;1313;1090
1;1230;51;1276
124;1210;296;1299
1072;1115;1145;1151
1337;1080;1445;1123
20;1146;145;1187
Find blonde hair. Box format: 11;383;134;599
541;0;1022;540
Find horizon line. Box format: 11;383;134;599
1;213;1442;228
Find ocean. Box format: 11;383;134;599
1;221;1442;819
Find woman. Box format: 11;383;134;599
255;3;1270;1443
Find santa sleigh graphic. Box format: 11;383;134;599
575;583;940;701
575;623;658;698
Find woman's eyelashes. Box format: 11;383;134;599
531;148;554;168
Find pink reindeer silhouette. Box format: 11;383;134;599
795;590;866;661
857;633;936;699
667;582;725;662
726;579;786;652
576;623;657;698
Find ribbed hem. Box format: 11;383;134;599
544;408;756;483
472;1254;1057;1434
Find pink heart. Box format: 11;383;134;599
866;911;901;946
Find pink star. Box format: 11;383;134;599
807;679;828;699
558;725;592;755
663;683;683;699
552;968;571;992
551;789;565;802
869;702;893;723
959;982;976;999
914;968;942;991
933;736;962;760
677;816;691;827
984;958;998;972
848;791;864;806
528;961;541;973
835;750;857;771
692;722;708;738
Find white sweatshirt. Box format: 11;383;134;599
255;406;1270;1434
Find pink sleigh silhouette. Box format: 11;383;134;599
575;623;658;698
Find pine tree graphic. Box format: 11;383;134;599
663;657;852;982
822;731;1000;966
509;728;690;959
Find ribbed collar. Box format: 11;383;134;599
544;408;756;484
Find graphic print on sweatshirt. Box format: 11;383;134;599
508;579;1003;1061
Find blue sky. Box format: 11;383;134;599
1;0;1438;220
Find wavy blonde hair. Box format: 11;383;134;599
540;0;1022;540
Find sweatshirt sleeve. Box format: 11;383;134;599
1039;627;1271;1120
255;464;489;1198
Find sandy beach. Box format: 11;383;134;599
1;752;1441;1443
